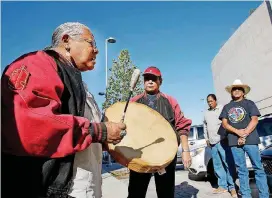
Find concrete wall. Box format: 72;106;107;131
211;1;272;116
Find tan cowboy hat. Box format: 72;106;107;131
225;79;251;95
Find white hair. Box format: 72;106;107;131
51;22;90;47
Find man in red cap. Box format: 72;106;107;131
128;66;192;198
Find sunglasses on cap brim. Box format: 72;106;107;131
144;75;160;81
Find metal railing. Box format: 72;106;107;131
254;96;272;104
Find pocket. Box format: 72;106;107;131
31;90;51;107
20;89;52;108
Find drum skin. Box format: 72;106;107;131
104;102;178;173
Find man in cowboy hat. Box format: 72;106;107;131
219;79;269;198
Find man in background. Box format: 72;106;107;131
204;94;237;197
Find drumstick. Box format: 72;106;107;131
119;69;141;138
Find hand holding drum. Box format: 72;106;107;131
104;122;126;145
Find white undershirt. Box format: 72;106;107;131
68;85;103;198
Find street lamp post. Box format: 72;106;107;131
100;37;117;100
103;37;116;167
105;37;116;88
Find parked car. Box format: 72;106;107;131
261;144;272;193
187;114;272;181
177;125;206;165
249;144;272;196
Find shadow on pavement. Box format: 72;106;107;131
175;181;199;198
249;178;266;198
190;175;261;198
205;175;218;189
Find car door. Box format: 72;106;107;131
178;127;196;158
189;126;206;150
196;126;207;148
257;117;272;151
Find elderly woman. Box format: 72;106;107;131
1;22;125;198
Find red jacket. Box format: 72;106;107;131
1;51;103;158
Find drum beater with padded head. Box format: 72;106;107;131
119;69;141;138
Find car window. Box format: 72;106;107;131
197;126;205;140
188;128;194;140
257;118;272;137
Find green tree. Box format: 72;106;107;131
102;49;144;110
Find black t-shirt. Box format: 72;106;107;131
219;99;261;146
146;94;157;110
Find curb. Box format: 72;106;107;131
102;172;112;179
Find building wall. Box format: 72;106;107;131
211;1;272;116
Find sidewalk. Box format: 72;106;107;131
102;171;128;198
102;163;129;198
101;163;233;198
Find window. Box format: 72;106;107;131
188;128;194;140
189;128;194;137
257;118;272;137
197;126;205;140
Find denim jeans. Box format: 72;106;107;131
231;145;269;198
211;141;236;191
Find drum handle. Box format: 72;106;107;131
119;91;132;139
121;91;133;122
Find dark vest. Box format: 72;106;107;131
42;50;86;197
134;94;180;145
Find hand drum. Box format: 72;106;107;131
104;102;178;173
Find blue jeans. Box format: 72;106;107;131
211;141;236;191
231;145;269;198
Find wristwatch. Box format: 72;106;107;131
182;149;190;152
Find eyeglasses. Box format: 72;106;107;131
76;38;97;49
83;39;97;49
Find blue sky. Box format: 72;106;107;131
1;1;262;125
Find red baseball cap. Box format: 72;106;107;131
143;66;162;77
